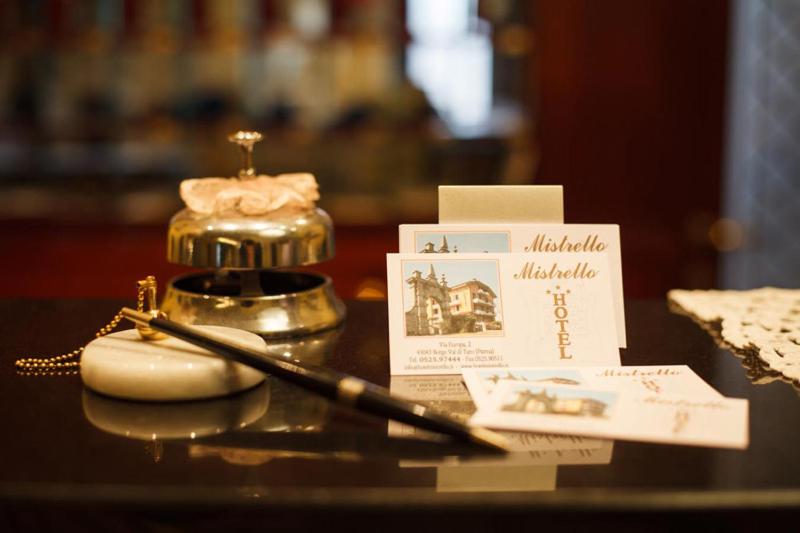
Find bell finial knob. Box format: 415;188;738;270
228;130;264;179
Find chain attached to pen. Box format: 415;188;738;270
14;276;159;376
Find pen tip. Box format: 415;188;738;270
469;426;511;452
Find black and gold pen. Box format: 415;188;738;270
120;308;509;452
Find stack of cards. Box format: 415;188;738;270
389;375;614;467
386;223;749;449
463;365;748;449
388;224;625;375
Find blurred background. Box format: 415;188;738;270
0;0;797;300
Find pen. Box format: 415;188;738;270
120;308;509;452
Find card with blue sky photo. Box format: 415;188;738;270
399;224;626;347
386;252;620;375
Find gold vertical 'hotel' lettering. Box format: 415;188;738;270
548;287;573;359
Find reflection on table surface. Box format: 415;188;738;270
82;370;614;493
4;300;800;508
389;375;614;492
81;376;515;468
82;383;272;441
259;327;343;367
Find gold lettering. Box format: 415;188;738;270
514;262;536;280
559;346;573;359
514;261;598;281
523;233;608;254
551;288;573;359
552;292;567;306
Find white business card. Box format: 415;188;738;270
462;365;721;407
399;224;626;347
387;252;620;375
388;375;604;452
389;375;612;471
471;382;749;449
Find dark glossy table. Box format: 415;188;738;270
2;299;799;531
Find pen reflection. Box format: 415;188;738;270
389;375;615;493
82;328;611;474
82;374;509;466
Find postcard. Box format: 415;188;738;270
388;375;604;452
462;365;722;407
386;252;620;375
389;378;613;472
471;382;749;449
399;223;626;347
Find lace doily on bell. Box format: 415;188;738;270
668;288;800;386
180;173;320;216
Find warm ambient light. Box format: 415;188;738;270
355;277;387;300
708;218;745;252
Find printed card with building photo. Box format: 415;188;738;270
388;376;611;471
471;382;749;449
462;365;722;407
402;259;505;337
387;375;605;453
386;252;620;375
399;224;626;347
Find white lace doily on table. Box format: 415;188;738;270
668;288;800;385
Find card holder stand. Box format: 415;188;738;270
438;185;564;224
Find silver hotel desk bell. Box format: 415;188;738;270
160;131;346;338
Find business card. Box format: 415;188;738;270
389;375;612;470
399;224;626;347
388;375;604;452
387;252;620;375
471;382;749;449
462;365;721;407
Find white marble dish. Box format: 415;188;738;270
81;326;267;401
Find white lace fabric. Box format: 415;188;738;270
180;173;320;216
668;288;800;383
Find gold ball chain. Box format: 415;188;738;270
14;284;147;377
